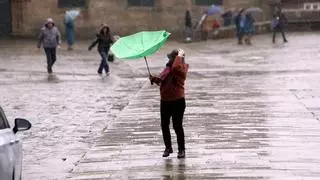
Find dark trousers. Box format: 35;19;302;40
273;27;287;43
238;34;244;44
98;49;109;74
44;48;57;73
237;30;244;44
161;98;186;151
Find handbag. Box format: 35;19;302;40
108;54;114;62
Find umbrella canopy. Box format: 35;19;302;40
65;10;80;23
245;7;264;21
111;30;171;76
110;30;171;60
207;5;223;15
245;7;263;13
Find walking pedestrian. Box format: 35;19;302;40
244;12;255;45
184;10;193;43
88;24;114;76
149;49;189;159
235;9;245;44
201;15;211;41
272;10;288;44
64;12;77;50
38;18;61;74
222;10;233;27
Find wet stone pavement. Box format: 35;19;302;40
0;40;145;179
1;33;320;180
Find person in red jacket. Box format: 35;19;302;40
149;49;189;159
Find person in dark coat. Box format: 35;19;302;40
222;10;233;27
244;12;255;45
272;9;288;44
88;24;114;75
149;49;189;159
184;10;193;43
38;18;61;74
235;9;245;44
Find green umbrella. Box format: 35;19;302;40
110;30;171;75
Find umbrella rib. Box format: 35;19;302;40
140;32;145;54
119;32;145;58
116;38;142;58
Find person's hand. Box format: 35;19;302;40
57;45;61;49
178;48;185;57
149;75;154;85
113;35;120;41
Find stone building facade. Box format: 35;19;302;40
281;0;320;9
8;0;273;38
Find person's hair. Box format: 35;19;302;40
168;50;178;60
166;49;179;67
99;26;111;38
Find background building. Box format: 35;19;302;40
0;0;274;38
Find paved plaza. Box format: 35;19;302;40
1;33;320;179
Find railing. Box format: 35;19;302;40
283;9;320;23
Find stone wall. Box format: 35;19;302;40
10;0;272;39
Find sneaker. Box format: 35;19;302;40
177;150;185;159
284;40;288;43
162;148;173;157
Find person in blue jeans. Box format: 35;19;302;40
65;19;75;50
88;24;114;75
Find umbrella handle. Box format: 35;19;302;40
144;57;153;85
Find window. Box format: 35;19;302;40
304;3;320;10
194;0;223;6
305;4;311;10
58;0;87;8
0;107;10;130
127;0;155;7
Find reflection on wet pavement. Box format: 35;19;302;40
1;33;320;179
70;33;320;180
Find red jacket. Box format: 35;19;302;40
152;56;189;101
